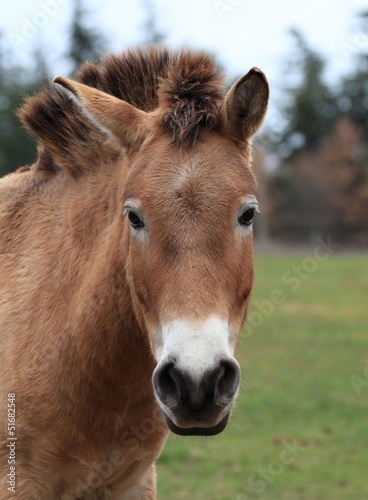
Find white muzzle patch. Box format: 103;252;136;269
154;316;235;382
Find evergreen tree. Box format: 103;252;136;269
272;29;337;157
0;34;40;176
67;0;106;72
339;11;368;138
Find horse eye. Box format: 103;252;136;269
127;210;145;229
238;208;255;226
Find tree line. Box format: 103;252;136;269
0;0;106;176
255;17;368;247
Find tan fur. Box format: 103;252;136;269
0;47;268;499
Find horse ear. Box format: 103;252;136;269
223;68;269;143
53;76;152;150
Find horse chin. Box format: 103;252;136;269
164;413;230;436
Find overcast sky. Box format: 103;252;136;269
1;0;367;128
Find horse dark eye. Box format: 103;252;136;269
238;208;255;226
127;210;145;229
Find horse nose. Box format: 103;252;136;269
153;358;240;414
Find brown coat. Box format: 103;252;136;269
0;47;268;499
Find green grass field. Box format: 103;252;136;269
156;253;368;500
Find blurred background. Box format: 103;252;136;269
1;1;367;499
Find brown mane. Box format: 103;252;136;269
20;47;225;174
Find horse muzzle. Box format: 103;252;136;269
153;357;240;436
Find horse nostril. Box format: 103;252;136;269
153;358;240;412
153;362;180;404
215;359;240;401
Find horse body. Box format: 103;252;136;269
0;161;165;499
0;48;268;499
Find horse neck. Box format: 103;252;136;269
2;165;161;459
44;166;161;456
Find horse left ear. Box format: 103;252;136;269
223;68;269;143
53;76;152;151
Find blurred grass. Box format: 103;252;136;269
156;254;368;500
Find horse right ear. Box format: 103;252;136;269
223;68;269;144
53;76;152;151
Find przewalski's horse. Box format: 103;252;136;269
0;47;268;499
